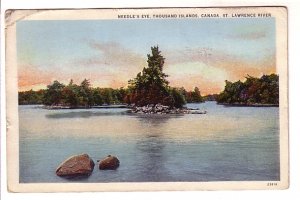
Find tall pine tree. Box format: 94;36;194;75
128;46;185;108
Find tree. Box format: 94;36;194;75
171;88;186;108
191;87;203;102
62;79;80;107
101;88;114;104
78;79;94;107
92;88;104;105
128;46;185;108
43;80;65;105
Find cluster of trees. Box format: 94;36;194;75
19;89;45;105
216;74;279;105
19;79;129;107
127;46;203;108
179;87;204;103
42;79;129;107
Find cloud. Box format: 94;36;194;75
162;47;275;94
18;40;149;91
65;40;148;87
164;47;213;66
205;49;276;80
169;76;225;95
76;40;146;70
165;62;228;91
18;64;58;90
227;31;267;40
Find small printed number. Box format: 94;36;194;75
267;182;278;186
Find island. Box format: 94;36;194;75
216;74;279;107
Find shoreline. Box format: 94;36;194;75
218;103;279;107
41;105;130;110
20;103;207;114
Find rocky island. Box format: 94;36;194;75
130;103;206;114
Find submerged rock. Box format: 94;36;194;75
56;154;95;178
98;155;120;170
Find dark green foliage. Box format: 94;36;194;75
128;47;172;106
128;46;175;106
217;74;279;105
190;87;204;103
18;81;134;107
176;87;204;103
20;79;130;107
78;79;94;107
93;88;104;105
128;46;203;107
19;89;45;105
101;88;114;104
43;80;65;105
170;88;186;108
42;79;94;107
62;80;80;107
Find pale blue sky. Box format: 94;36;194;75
17;18;276;94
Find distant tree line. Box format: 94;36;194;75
18;89;46;105
216;74;279;105
203;94;218;101
19;79;129;107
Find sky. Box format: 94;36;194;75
17;18;276;95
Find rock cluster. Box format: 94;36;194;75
132;104;170;114
56;154;120;178
131;103;207;114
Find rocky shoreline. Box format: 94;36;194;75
129;103;207;114
42;103;207;114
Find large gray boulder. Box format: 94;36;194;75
56;154;95;178
99;155;120;170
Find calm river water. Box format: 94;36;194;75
19;102;279;182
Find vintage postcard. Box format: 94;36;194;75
5;7;288;192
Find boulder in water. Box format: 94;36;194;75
56;154;95;178
98;155;120;170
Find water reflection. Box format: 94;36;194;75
135;133;169;181
133;114;183;126
133;115;180;181
45;110;129;119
